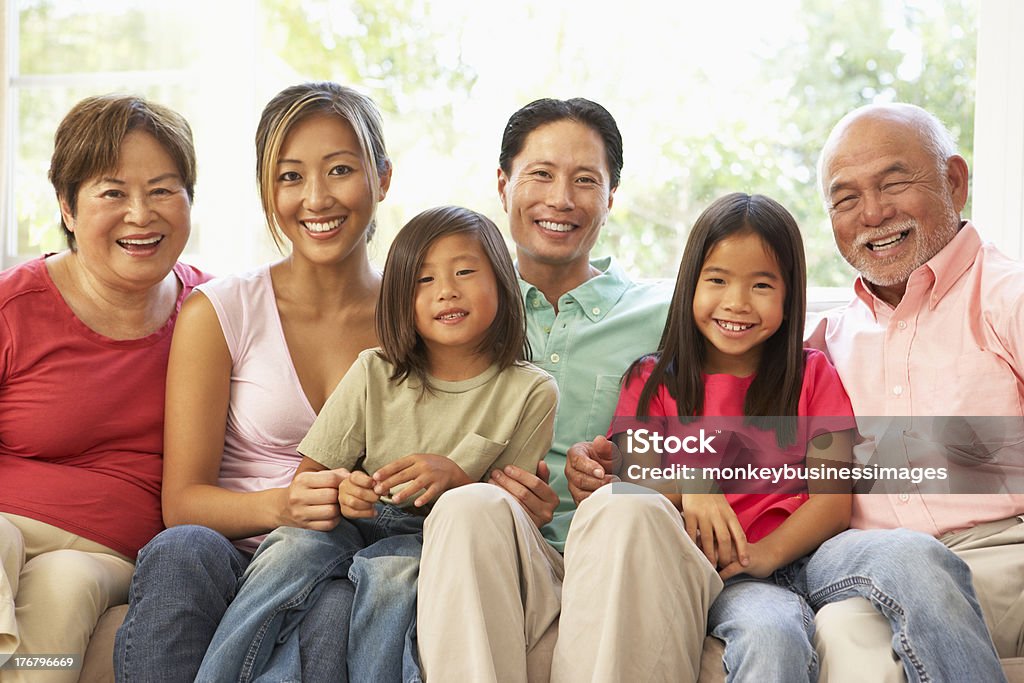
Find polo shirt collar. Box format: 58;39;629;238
517;256;631;322
925;221;980;305
852;221;981;317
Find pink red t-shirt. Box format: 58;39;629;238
609;348;855;542
0;256;209;558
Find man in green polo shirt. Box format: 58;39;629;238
418;98;722;682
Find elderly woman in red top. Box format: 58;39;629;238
0;95;207;681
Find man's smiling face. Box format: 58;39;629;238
498;119;615;274
822;108;967;302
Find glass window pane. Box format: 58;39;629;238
8;0;978;288
16;0;200;75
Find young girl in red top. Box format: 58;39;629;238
602;192;855;681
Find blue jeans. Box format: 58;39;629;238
347;507;424;683
196;506;424;683
708;558;817;682
805;528;1006;683
114;525;353;683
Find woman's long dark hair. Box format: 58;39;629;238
628;192;807;446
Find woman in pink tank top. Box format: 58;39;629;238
115;82;393;683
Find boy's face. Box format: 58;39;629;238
414;232;499;361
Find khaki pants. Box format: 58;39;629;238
418;483;722;682
0;513;134;683
815;516;1024;682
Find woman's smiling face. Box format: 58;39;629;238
62;129;191;292
273;113;389;267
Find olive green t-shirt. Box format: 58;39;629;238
299;349;558;503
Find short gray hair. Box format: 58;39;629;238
816;103;958;200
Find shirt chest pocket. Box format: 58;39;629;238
923;351;1024;462
447;432;509;482
928;351;1023;417
585;374;625;440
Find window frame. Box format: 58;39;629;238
972;0;1024;260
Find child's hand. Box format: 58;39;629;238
565;436;618;504
718;540;781;580
372;454;471;508
680;493;749;569
339;471;380;519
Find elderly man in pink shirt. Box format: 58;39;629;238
806;103;1024;682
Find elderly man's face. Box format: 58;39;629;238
497;119;614;273
822;113;967;299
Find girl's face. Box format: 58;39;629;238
413;232;499;362
273;114;389;267
691;231;786;376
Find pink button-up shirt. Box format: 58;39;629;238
807;223;1024;536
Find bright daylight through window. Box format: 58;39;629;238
3;0;1020;291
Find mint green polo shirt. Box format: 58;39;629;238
519;256;673;551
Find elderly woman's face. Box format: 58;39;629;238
61;130;191;291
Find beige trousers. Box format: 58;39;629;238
815;516;1024;682
0;513;134;683
417;483;722;683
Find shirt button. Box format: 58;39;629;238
897;320;907;330
893;385;903;396
543;327;551;334
532;299;542;308
898;492;910;502
550;353;560;363
591;306;601;315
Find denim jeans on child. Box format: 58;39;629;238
805;527;1006;683
114;524;353;683
195;504;425;683
708;557;818;682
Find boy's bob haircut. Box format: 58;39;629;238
376;205;528;388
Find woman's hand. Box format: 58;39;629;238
680;493;749;569
279;467;349;531
490;461;560;528
339;471;381;519
372;454;471;508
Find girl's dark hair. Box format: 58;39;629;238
629;192;807;446
376;205;528;389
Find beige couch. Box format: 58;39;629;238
79;603;1024;682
